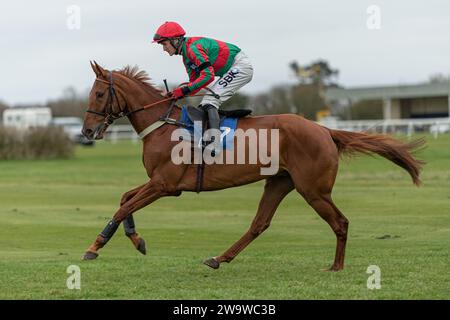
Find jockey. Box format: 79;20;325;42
153;21;253;155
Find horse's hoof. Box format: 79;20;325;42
136;238;147;255
321;265;342;272
82;251;98;260
203;257;220;269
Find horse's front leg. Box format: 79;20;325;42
82;180;177;260
120;184;147;255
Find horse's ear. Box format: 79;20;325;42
90;60;99;76
91;60;106;78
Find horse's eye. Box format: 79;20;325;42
96;92;104;99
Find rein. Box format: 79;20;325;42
86;71;218;128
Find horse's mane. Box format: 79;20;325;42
116;65;163;97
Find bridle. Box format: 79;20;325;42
85;70;181;128
85;71;131;125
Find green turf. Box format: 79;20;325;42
0;134;449;299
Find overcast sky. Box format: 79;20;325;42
1;0;449;105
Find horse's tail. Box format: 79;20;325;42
326;128;426;186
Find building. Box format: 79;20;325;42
3;107;52;129
325;82;450;120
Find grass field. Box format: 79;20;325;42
0;134;449;299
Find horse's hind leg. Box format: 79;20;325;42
306;194;348;271
204;173;294;269
290;166;349;271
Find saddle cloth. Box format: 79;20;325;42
179;106;251;150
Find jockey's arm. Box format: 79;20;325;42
183;44;215;96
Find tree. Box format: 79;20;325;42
251;92;273;115
45;87;132;124
290;84;327;120
290;59;339;87
220;92;251;110
429;73;450;83
46;87;87;118
251;85;294;116
0;100;9;120
288;59;340;120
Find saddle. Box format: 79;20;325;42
185;106;252;125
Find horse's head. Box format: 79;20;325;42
82;61;127;140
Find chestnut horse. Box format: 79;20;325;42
81;61;425;271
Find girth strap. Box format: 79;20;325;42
195;120;207;193
196;162;205;194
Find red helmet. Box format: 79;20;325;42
153;21;186;43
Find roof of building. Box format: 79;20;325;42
325;82;450;101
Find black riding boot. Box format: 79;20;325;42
202;104;221;156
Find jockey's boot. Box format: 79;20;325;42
202;104;221;157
